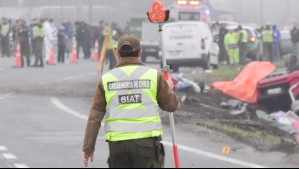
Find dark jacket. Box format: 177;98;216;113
18;26;29;44
291;27;299;43
83;57;179;153
57;29;66;46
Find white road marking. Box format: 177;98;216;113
162;142;267;168
14;164;30;168
51;97;267;168
0;93;11;100
51;97;88;120
61;73;97;81
2;153;17;160
0;146;7;151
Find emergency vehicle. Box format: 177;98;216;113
169;0;211;23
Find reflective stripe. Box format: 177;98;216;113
105;121;162;133
106;130;164;142
102;65;162;141
107;106;159;119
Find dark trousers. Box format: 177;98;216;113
20;42;31;67
1;36;10;57
82;42;91;59
218;42;229;63
108;138;165;168
106;49;116;70
239;43;247;65
58;45;66;63
77;41;83;59
33;39;44;67
263;42;273;62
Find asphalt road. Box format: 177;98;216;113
0;57;298;168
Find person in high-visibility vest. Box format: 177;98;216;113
0;18;11;58
82;35;179;168
32;19;45;67
238;26;249;65
262;25;274;62
225;28;239;65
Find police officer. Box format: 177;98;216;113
262;24;274;62
82;35;179;168
0;18;10;58
225;28;239;65
32;19;44;67
238;26;249;65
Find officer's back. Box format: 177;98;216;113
83;35;179;168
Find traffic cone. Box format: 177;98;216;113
48;47;56;65
93;41;99;62
13;43;22;68
70;41;78;64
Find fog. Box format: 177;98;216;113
0;0;298;27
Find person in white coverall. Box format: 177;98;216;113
43;19;55;64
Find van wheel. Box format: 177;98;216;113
202;54;210;70
212;64;219;69
141;55;147;63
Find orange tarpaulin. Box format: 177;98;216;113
212;61;277;104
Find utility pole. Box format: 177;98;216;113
89;0;93;25
287;0;291;18
260;0;264;25
18;0;24;18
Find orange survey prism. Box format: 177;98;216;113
147;0;170;23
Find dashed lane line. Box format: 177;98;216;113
0;93;11;100
14;164;30;168
2;153;17;160
0;146;8;151
1;146;30;168
51;97;267;168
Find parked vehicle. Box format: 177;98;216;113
140;23;160;63
162;21;219;72
280;30;293;55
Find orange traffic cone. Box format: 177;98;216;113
13;43;22;68
48;47;56;65
71;41;78;64
93;41;99;62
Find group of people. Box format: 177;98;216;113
218;23;283;65
0;17;130;68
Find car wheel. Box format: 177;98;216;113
202;54;210;70
211;64;219;69
141;55;147;63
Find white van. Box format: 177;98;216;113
162;21;219;71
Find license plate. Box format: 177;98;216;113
146;48;157;53
267;88;282;95
167;51;182;58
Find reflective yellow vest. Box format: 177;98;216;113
1;24;9;37
33;26;44;38
262;30;273;43
102;65;163;142
240;29;248;43
225;32;238;50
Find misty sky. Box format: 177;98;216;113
0;0;298;27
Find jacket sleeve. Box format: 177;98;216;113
83;81;107;153
157;72;180;112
